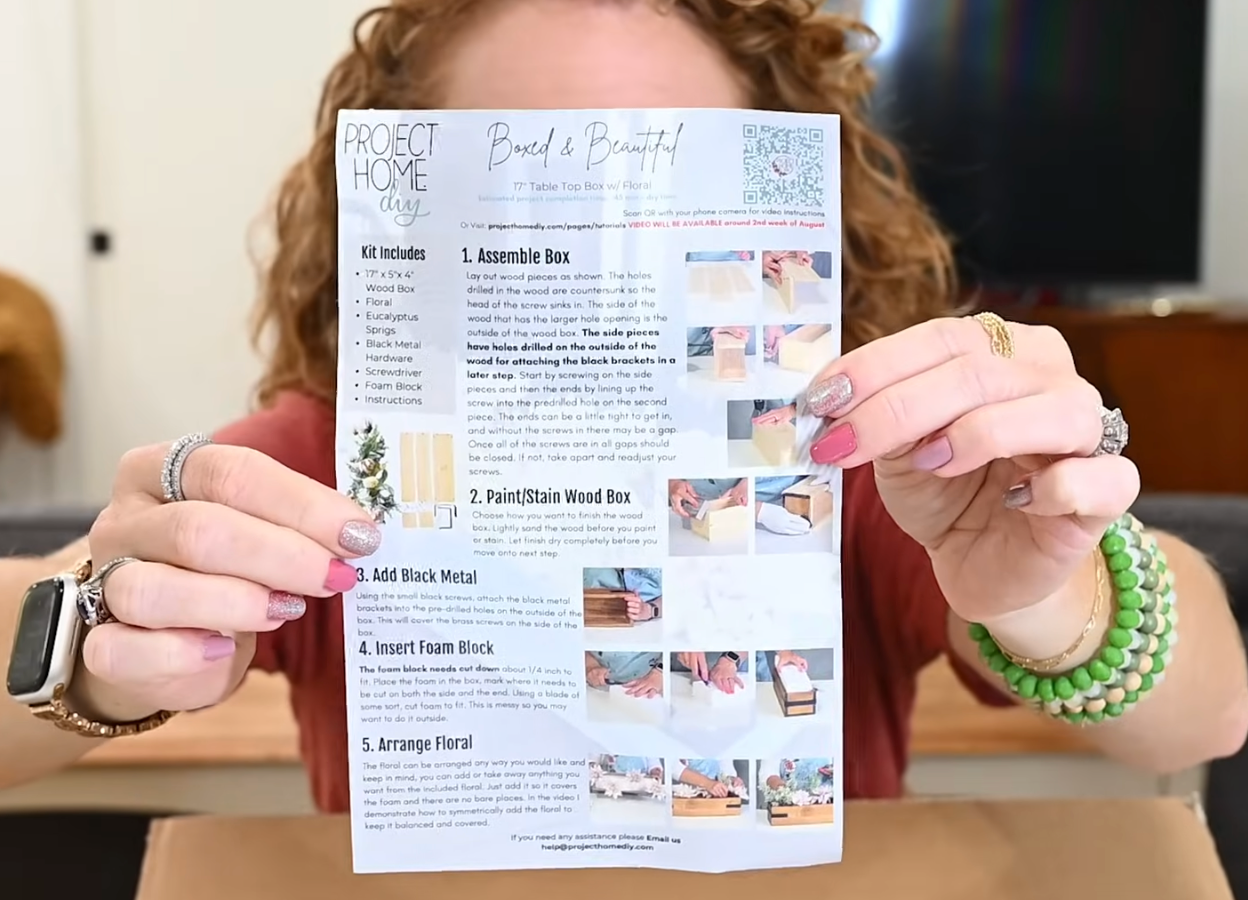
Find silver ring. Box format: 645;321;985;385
161;432;213;502
1093;407;1129;457
76;557;140;627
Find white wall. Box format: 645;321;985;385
76;0;375;500
1201;0;1248;300
0;0;1246;504
0;0;89;503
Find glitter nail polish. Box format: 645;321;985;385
806;373;853;417
340;520;382;556
267;592;307;621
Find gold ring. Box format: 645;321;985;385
970;311;1016;359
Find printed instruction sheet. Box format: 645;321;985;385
335;108;843;874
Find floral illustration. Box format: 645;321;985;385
346;421;398;523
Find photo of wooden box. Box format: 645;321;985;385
752;419;797;466
781;476;834;528
583;589;632;628
777;323;835;372
767;654;817;717
673;797;743;817
774;260;822;312
712;334;748;381
691;496;753;542
767;803;835;826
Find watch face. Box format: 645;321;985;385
5;578;65;698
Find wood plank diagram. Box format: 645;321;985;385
398;432;457;529
686;263;754;299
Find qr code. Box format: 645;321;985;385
742;123;825;208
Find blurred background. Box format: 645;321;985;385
1;0;1245;503
2;0;1248;897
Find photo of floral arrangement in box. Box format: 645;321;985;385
758;757;835;826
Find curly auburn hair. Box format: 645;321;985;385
253;0;956;407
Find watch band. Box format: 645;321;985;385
32;684;178;738
29;556;179;739
69;556;92;585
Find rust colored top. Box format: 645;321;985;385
217;391;1006;813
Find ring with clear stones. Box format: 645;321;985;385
160;432;213;503
1094;407;1129;457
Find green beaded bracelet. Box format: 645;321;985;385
968;513;1177;725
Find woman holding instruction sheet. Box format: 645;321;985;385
0;0;1245;880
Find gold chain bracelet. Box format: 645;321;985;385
994;553;1106;673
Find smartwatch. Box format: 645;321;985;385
6;559;178;738
5;561;89;705
723;651;741;664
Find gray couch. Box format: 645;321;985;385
1;498;1246;896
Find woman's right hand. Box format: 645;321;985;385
586;664;610;688
78;440;382;720
676;651;709;682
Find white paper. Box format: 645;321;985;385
335;108;843;874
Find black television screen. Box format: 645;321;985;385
860;0;1209;286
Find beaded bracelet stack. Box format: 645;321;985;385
969;512;1177;725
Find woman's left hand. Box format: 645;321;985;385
804;316;1138;622
624;593;655;621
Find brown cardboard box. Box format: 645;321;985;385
136;798;1232;900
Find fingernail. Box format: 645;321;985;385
325;559;359;592
340;520;382;556
203;635;236;662
806;373;853;417
1003;483;1034;509
267;591;307;621
810;423;857;464
912;436;954;471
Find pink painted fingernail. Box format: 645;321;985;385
806;373;853;417
339;520;382;556
325;559;359;593
912;436;953;471
203;635;236;662
810;423;857;464
267;592;307;621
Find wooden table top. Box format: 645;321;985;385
78;659;1090;769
